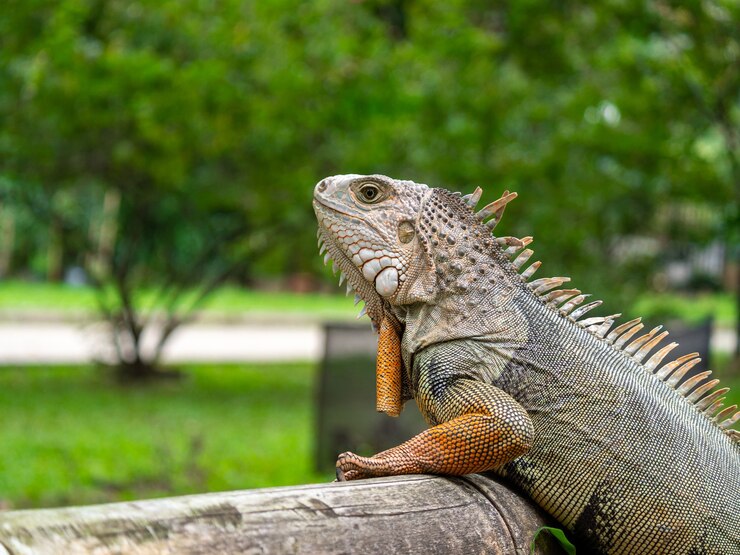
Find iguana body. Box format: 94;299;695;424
313;174;740;554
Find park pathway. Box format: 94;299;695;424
0;315;735;364
0;318;323;364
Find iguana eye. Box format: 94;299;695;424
358;183;382;203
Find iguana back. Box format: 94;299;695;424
313;174;739;554
418;299;738;552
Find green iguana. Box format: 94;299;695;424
313;174;740;554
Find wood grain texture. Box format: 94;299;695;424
0;474;559;554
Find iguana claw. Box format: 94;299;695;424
336;451;379;481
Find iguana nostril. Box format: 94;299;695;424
316;179;328;193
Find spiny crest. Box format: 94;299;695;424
460;185;739;441
467;187;519;231
316;227;378;331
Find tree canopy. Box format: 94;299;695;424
1;0;737;296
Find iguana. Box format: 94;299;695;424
313;174;740;554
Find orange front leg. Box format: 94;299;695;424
337;379;533;481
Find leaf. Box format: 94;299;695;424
530;526;577;555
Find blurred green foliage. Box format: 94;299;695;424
0;0;737;301
0;0;737;502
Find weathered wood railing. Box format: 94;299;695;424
0;474;560;554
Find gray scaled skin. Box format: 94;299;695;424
313;174;740;555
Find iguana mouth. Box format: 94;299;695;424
312;198;387;238
313;197;353;217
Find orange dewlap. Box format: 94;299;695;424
376;316;403;417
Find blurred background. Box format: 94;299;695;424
0;0;737;510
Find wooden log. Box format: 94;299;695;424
0;474;560;554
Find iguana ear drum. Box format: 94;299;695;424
398;220;415;243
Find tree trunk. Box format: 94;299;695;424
0;207;15;278
46;218;63;282
87;188;120;280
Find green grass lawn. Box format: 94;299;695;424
0;280;735;326
0;363;737;511
0;363;332;510
0;280;358;319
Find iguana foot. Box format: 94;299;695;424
336;451;386;481
336;451;372;481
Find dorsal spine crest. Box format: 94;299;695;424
453;184;739;440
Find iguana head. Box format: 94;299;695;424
314;173;521;333
313;174;434;329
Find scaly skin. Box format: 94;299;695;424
313;174;740;554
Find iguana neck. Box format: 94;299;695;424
394;188;530;358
